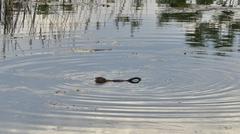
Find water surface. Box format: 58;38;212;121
1;0;240;133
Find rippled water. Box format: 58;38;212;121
1;0;240;133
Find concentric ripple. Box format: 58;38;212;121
1;47;240;131
1;0;240;133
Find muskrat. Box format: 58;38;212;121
95;77;141;84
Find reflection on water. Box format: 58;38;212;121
1;0;240;134
156;4;240;54
185;11;239;49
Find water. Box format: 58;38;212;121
1;0;240;133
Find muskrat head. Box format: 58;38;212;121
95;77;107;84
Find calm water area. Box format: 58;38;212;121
1;0;240;133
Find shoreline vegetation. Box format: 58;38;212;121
0;0;240;59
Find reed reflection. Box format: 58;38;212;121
0;0;146;59
0;0;79;59
185;12;240;51
114;0;143;37
156;0;225;7
1;0;240;59
157;0;240;53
